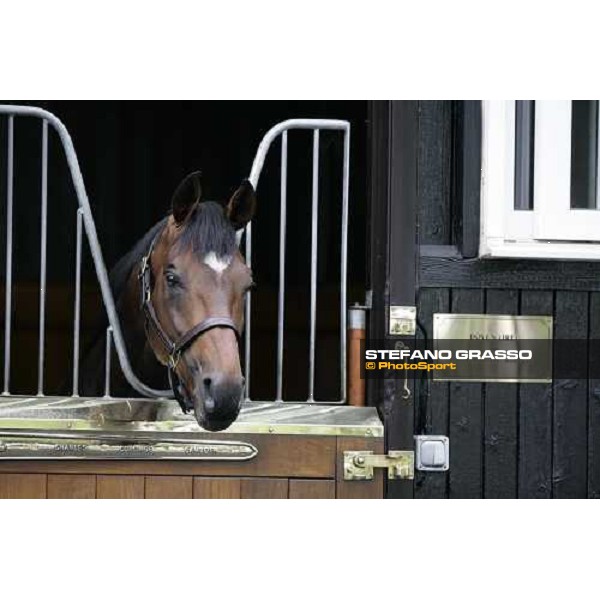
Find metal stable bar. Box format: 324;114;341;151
244;221;252;401
104;327;113;398
37;120;49;395
340;127;350;404
3;116;14;396
308;130;320;401
276;132;288;401
72;208;83;397
0;105;171;399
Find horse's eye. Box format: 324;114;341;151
165;272;181;288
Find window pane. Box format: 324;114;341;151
571;100;598;209
515;100;535;210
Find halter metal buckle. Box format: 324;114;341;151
139;255;149;278
168;350;181;370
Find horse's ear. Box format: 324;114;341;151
171;171;203;224
226;180;256;230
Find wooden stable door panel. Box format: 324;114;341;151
241;478;289;499
0;434;384;498
193;477;242;499
289;479;335;499
97;475;145;499
145;476;193;499
47;475;96;499
0;474;47;499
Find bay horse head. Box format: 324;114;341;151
141;171;255;431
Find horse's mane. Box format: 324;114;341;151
176;201;236;258
109;201;236;299
109;217;167;299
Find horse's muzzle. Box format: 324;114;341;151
193;373;244;432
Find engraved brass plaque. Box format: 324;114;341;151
0;429;258;461
433;314;552;342
433;313;553;383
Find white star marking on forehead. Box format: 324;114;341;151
203;252;232;274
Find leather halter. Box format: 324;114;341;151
139;231;240;413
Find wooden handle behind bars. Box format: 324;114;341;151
348;305;366;406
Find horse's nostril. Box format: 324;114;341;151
203;377;212;390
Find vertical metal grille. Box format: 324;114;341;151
0;108;351;405
246;119;351;403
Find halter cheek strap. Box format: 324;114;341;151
139;232;240;413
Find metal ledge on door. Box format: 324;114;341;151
0;397;384;439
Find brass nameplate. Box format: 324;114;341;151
0;430;258;461
434;314;552;341
433;314;552;383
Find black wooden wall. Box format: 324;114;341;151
414;101;600;499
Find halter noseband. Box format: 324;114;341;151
139;232;240;413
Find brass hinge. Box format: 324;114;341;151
389;306;416;336
343;450;415;481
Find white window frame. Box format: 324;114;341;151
480;100;600;260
